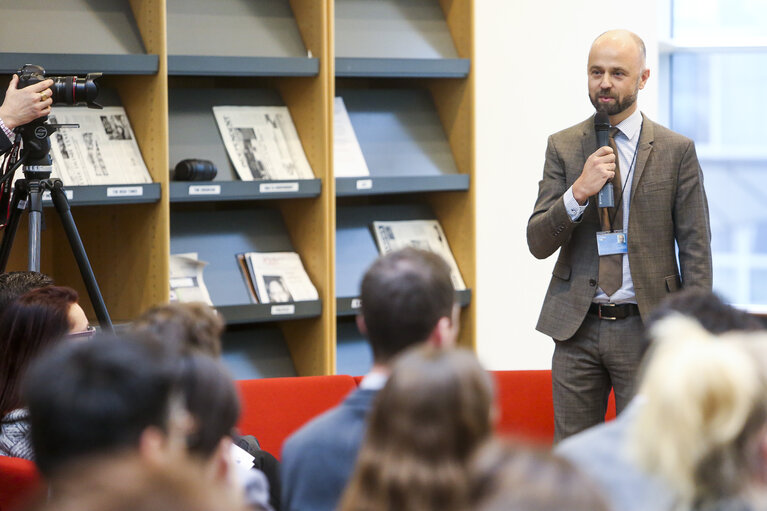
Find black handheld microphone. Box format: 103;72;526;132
594;111;614;208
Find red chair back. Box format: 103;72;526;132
492;370;616;445
236;375;357;459
0;456;40;511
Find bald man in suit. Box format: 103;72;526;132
527;30;712;441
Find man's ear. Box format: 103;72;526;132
138;426;168;464
428;316;456;348
356;314;368;336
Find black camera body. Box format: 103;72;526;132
16;64;102;108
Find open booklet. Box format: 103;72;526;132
236;251;318;304
213;106;314;181
333;97;370;177
371;219;466;290
169;253;214;305
46;106;152;186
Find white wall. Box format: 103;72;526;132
475;1;660;370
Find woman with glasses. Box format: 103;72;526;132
0;286;92;460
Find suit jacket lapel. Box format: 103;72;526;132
631;114;655;201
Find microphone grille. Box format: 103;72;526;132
594;111;610;130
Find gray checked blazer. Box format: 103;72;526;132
527;114;712;341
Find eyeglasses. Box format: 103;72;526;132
67;326;97;340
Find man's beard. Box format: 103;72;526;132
590;88;638;115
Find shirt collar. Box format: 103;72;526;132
614;108;642;142
359;372;388;390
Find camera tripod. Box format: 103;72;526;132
0;157;113;332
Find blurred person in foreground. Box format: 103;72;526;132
556;290;763;511
467;439;609;511
338;346;493;511
281;248;460;511
0;286;91;459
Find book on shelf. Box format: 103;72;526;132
333;97;370;177
46;106;152;186
235;251;319;304
371;219;466;290
169;253;214;305
213;106;315;181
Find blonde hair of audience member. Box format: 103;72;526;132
631;315;767;507
467;439;609;511
26;453;252;511
338;346;494;511
132;302;224;357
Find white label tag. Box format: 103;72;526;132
42;190;74;201
169;277;195;288
271;304;296;315
351;298;362;309
260;182;299;193
356;179;373;190
189;185;221;196
18;199;27;209
107;186;143;198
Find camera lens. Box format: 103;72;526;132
50;73;102;107
174;159;218;181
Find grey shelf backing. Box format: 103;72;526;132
170;179;321;203
41;184;161;207
335;0;460;60
336;317;373;376
0;0;156;74
167;0;315;76
168;56;317;77
335;57;469;78
169;88;295;183
222;325;297;379
336;289;471;317
171;208;303;308
336;175;468;197
337;89;460;185
217;300;322;325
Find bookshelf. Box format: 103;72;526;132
0;0;473;377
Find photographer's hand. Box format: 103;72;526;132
0;74;54;130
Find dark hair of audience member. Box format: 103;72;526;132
131;301;224;357
0;286;79;416
178;353;240;458
25;454;252;511
360;248;455;363
467;439;609;511
0;271;53;316
23;335;180;477
338;346;493;511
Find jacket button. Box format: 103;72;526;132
589;279;596;286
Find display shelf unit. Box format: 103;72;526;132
41;184;162;207
3;0;473;377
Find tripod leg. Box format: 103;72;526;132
26;180;44;272
0;181;29;272
49;180;113;332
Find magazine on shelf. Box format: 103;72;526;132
45;106;152;186
371;219;466;290
236;253;259;304
169;253;214;305
333;97;370;177
212;106;314;181
237;251;318;303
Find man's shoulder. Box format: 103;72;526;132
282;388;376;459
642;115;694;147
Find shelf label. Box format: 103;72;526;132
351;298;362;309
260;182;299;193
42;190;74;201
107;186;143;198
356;179;373;190
189;184;221;196
271;304;296;315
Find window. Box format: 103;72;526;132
667;0;767;308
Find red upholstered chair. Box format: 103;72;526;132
236;375;358;459
0;456;41;511
492;370;617;445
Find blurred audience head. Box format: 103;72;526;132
27;454;250;511
0;271;53;315
359;248;458;364
338;346;493;511
467;439;609;511
0;285;86;416
24;335;190;477
132;301;224;357
632;316;767;508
